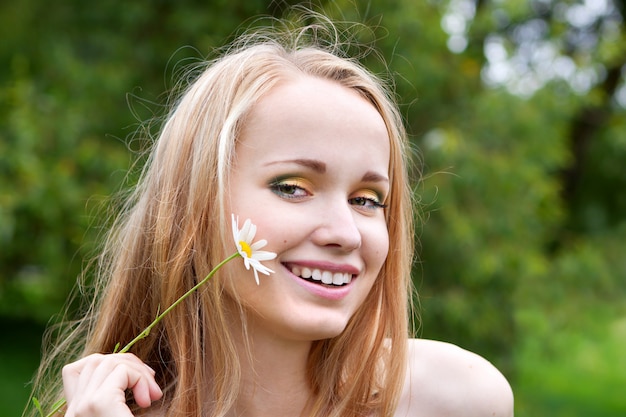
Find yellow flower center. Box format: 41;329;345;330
239;241;252;258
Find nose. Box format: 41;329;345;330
310;200;362;251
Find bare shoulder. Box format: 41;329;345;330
394;339;514;417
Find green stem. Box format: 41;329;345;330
119;252;239;353
38;252;240;417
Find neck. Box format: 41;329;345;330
227;308;315;417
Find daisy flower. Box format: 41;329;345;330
231;214;277;285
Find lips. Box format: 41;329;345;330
286;264;354;286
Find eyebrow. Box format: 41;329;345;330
265;158;327;173
265;158;389;183
361;171;389;184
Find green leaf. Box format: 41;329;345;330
32;397;43;417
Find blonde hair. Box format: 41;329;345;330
27;16;416;417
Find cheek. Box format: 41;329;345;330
220;259;264;306
371;224;390;268
249;210;303;250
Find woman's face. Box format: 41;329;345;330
225;75;390;342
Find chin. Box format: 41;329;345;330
297;318;352;341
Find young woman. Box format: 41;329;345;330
28;17;513;417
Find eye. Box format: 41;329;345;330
348;192;387;211
269;178;311;200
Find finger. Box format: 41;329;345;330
93;354;162;408
125;358;163;406
143;365;164;405
63;353;161;416
63;354;132;417
62;354;155;417
62;353;104;402
121;367;162;408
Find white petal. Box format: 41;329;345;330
245;220;256;242
243;257;252;270
250;239;268;251
231;214;237;236
241;219;252;240
251;250;277;261
248;259;274;274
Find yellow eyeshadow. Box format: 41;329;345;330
279;177;308;186
357;189;383;202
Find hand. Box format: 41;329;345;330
62;353;163;417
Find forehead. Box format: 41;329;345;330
237;76;390;163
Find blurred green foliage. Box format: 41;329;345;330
1;1;625;416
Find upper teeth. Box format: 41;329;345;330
291;266;353;286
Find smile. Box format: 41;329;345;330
287;265;353;286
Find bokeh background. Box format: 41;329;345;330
1;1;625;416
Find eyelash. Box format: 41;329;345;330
349;196;387;210
269;179;310;199
269;178;387;210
